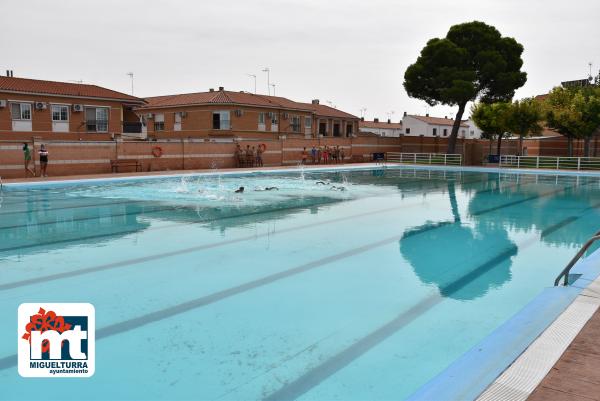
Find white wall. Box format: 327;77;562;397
358;126;402;137
401;116;474;138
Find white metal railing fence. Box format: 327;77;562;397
386;152;462;166
499;155;600;171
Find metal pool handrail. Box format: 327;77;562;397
554;230;600;286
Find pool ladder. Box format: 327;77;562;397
554;229;600;286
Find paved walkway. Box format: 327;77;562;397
528;307;600;401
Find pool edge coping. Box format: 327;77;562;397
406;249;600;401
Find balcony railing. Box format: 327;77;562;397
86;120;108;133
123;121;142;134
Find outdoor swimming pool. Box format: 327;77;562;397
1;166;599;400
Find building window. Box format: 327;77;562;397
346;123;353;136
319;121;327;135
432;128;437;136
258;112;265;124
85;107;109;132
290;115;301;132
270;112;278;125
443;128;448;136
11;103;32;120
333;123;340;137
51;105;69;121
212;111;230;130
304;116;312;129
461;129;466;135
405;128;410;134
154;113;165;131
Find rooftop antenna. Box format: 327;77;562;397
270;83;276;96
262;67;270;95
326;100;336;108
246;74;257;94
387;110;395;120
126;72;134;95
360;107;367;118
588;62;593;80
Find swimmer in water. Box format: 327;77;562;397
331;186;346;191
316;181;328;185
255;186;279;191
235;186;244;193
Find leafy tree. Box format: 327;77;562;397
506;98;543;155
404;21;527;153
471;102;511;156
544;86;600;156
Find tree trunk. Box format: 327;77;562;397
584;136;591;157
567;136;573;157
447;181;461;223
488;139;492;155
497;133;503;156
447;102;466;154
518;135;524;156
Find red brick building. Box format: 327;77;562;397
136;87;359;140
0;75;145;141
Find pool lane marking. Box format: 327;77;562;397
260;217;584;401
0;207;589;372
0;175;493;251
0;177;528;289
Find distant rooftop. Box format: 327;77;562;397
359;119;402;129
142;89;358;119
0;75;143;103
407;114;468;127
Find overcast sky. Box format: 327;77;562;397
1;0;598;120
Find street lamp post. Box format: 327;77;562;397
262;67;270;95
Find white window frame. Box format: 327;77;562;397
11;102;32;121
154;113;165;131
290;115;301;132
304;116;312;128
213;110;230;130
51;104;69;122
85;106;110;133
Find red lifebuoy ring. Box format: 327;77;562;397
260;143;267;150
152;146;163;157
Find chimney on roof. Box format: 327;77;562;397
209;88;214;92
444;116;447;119
387;119;391;124
374;118;379;123
360;116;364;121
219;86;224;91
311;99;319;105
403;111;407;117
10;70;13;77
426;113;429;117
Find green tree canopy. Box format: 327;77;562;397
544;86;600;156
471;101;511;155
506;98;543;155
404;21;527;153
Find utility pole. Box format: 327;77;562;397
262;67;270;95
127;72;134;95
246;74;257;94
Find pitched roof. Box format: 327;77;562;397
142;90;358;119
408;114;468;127
359;120;402;129
0;76;143;103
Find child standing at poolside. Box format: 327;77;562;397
38;144;49;177
23;143;35;177
301;147;308;164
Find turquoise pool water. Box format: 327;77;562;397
1;166;599;401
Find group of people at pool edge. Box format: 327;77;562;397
22;143;49;178
21;142;347;177
301;145;345;165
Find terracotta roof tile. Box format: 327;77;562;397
142;90;358;119
0;76;143;102
408;114;468;127
359;120;402;129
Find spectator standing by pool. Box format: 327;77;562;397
235;143;243;167
301;147;308;165
22;143;35;177
317;147;322;164
311;146;317;164
340;147;345;163
256;145;264;167
323;146;329;164
38;144;49;177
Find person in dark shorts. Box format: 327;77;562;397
38;144;49;177
23;143;35;177
235;186;244;193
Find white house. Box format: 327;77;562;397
401;114;477;138
463;118;483;139
359;118;403;137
